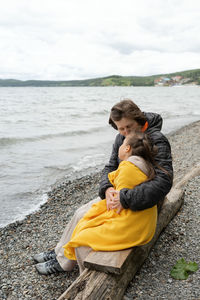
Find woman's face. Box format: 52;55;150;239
114;118;142;137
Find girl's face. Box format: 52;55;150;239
114;118;142;137
118;138;131;161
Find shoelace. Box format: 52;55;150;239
44;250;56;261
46;259;59;274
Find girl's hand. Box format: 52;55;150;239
111;191;123;214
105;187;116;211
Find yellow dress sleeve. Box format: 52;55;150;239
108;161;148;191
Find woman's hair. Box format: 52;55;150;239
109;99;147;130
125;131;158;181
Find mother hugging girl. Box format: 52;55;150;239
63;131;162;273
34;99;173;275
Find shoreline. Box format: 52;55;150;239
1;120;200;299
1;171;102;231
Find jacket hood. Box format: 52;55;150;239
127;155;149;176
144;112;163;133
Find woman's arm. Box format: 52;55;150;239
99;134;122;199
99;130;173;211
120;134;173;210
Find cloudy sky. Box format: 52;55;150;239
1;0;200;80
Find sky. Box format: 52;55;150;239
1;0;200;81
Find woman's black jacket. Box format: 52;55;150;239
99;112;173;211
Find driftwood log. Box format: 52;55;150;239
58;165;200;300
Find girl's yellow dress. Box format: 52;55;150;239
63;160;157;261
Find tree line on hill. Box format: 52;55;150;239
0;69;200;87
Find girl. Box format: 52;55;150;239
63;131;159;273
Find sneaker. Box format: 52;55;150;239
35;258;64;275
33;249;56;263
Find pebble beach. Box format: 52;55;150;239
0;121;200;300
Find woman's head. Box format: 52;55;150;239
109;99;147;136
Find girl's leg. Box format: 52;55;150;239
55;197;100;271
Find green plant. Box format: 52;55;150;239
170;258;198;280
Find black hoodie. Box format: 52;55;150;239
98;112;173;210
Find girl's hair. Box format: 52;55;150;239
125;131;158;181
109;99;147;129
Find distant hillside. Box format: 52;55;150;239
0;68;200;87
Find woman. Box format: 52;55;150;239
99;99;173;212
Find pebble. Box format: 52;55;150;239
0;121;200;299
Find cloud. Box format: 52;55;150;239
0;0;200;80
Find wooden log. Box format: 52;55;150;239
84;248;133;275
58;165;200;300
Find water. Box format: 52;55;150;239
1;86;200;227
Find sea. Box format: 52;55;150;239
1;86;200;228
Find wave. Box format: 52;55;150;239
93;110;109;116
44;165;70;172
0;126;108;147
70;110;109;118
